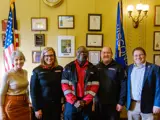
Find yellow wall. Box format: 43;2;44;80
0;0;160;81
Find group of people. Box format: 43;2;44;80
0;46;159;120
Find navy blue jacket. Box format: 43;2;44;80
30;65;63;111
126;62;160;113
96;60;126;106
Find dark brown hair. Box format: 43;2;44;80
132;47;146;56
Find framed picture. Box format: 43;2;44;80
88;14;102;31
32;51;41;63
31;17;48;31
86;33;103;48
88;50;101;65
34;34;45;47
58;15;74;29
1;33;19;47
153;31;160;51
154;5;160;26
1;19;7;31
57;36;75;57
153;54;160;66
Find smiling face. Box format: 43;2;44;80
76;46;88;63
101;47;113;65
13;56;25;70
133;50;146;65
44;50;54;66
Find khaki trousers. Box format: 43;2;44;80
128;101;154;120
4;95;31;120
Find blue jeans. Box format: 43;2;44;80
64;102;92;120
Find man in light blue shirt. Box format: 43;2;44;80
130;63;145;101
126;47;160;120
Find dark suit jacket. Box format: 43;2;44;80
126;62;160;113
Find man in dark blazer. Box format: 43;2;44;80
126;47;160;120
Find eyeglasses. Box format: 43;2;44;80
44;54;54;58
134;54;145;57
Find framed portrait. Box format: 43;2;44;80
58;15;74;29
88;14;102;31
57;36;75;57
31;17;48;31
1;19;7;31
1;33;19;47
34;34;45;47
86;33;103;48
153;54;160;66
153;31;160;51
88;50;101;65
154;5;160;26
32;51;41;63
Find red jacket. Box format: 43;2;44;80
61;60;99;105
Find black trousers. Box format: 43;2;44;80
96;103;120;120
32;101;62;120
64;102;92;120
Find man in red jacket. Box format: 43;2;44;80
61;46;99;120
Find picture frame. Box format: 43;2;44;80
88;50;101;65
153;54;160;66
57;36;75;57
153;31;160;51
32;51;41;63
34;34;45;47
58;15;74;29
88;14;102;31
2;19;18;31
2;33;6;47
31;17;48;31
154;5;160;26
1;19;7;31
2;33;19;47
86;33;103;48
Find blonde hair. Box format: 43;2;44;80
40;47;58;67
11;50;25;63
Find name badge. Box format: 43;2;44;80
39;72;48;74
55;70;61;72
108;68;116;71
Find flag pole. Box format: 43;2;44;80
10;0;16;50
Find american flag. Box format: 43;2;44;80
4;0;18;72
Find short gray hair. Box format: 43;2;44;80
11;50;25;63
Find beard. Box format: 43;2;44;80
77;55;87;63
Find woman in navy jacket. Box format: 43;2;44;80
30;47;63;120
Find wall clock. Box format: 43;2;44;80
43;0;63;7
